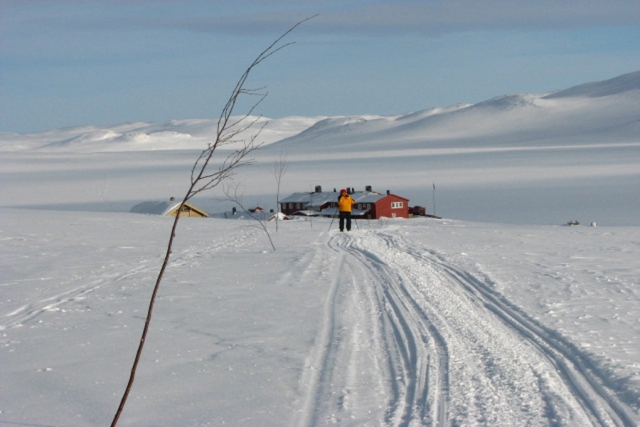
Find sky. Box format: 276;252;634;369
2;0;640;133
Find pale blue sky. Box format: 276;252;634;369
2;0;640;133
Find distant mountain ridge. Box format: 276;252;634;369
545;70;640;99
1;70;638;153
269;70;639;154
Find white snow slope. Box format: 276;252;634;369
1;71;639;426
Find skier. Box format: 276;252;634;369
337;189;355;232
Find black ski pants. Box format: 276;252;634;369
339;211;351;231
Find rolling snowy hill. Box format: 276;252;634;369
2;71;639;154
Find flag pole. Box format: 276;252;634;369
432;183;436;217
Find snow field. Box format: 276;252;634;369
3;209;639;426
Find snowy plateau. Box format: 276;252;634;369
1;71;640;426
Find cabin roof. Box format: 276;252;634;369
281;190;407;205
130;200;208;217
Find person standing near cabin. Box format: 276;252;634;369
337;189;355;232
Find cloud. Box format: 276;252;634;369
162;0;640;37
4;0;639;40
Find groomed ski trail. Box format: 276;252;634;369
293;229;639;427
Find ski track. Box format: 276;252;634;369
294;229;639;427
0;227;256;331
0;264;150;331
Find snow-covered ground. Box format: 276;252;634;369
1;71;639;426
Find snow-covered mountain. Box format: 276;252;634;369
2;71;639;154
270;70;640;153
0;116;325;152
545;70;640;99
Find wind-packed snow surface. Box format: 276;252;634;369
1;71;640;426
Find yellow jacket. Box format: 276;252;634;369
337;194;355;212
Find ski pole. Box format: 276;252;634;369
328;209;337;231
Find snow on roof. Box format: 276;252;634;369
130;200;175;215
351;192;387;203
291;210;320;216
281;190;408;207
268;212;289;221
130;200;208;217
280;191;339;206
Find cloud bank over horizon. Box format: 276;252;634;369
2;0;640;132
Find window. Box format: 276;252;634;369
391;202;403;209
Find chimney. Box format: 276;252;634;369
315;185;322;193
365;185;372;192
386;190;390;195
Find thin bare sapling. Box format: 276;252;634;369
272;150;288;231
222;182;276;251
110;16;315;427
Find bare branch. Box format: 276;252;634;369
222;183;276;251
272;150;289;232
110;15;316;426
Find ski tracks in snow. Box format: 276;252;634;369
294;231;449;427
0;262;152;331
294;229;639;427
0;227;257;331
